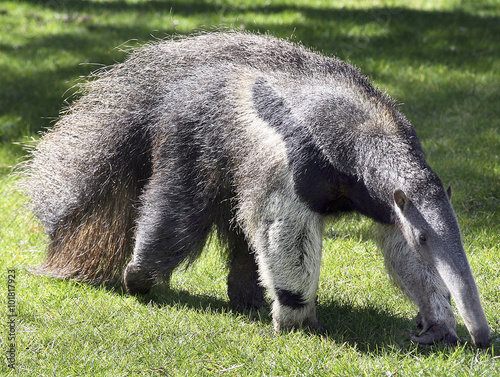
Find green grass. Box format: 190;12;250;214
1;0;499;375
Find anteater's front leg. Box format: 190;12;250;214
249;190;324;331
377;224;458;345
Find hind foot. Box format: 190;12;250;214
124;262;156;295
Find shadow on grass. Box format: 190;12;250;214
107;280;498;354
129;284;410;351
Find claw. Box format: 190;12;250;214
415;312;423;331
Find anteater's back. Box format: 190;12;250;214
24;32;386;285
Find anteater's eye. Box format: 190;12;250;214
419;234;428;245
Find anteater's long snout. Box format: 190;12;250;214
434;250;491;348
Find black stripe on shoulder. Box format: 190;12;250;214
251;78;394;223
251;79;352;215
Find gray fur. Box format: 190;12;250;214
23;32;490;347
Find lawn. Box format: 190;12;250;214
1;0;499;375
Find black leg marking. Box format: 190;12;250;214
276;288;306;309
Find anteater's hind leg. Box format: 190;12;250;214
124;171;214;295
224;225;266;310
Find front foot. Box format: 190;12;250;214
410;325;459;346
272;300;323;333
411;312;459;346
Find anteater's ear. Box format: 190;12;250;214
394;189;410;212
447;186;452;199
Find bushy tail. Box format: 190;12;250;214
23;66;155;285
36;176;143;285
